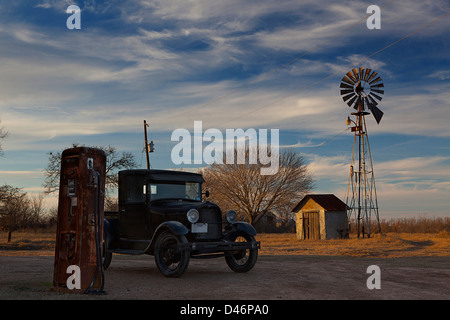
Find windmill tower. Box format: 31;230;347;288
340;67;383;238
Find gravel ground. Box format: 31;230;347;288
1;254;449;300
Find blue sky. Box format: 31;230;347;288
0;0;449;218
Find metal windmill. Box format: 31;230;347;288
340;67;383;238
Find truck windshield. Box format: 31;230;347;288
149;182;201;201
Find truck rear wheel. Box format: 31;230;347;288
154;231;190;277
102;231;112;270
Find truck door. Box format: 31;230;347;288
118;171;151;240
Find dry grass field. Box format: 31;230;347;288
0;231;55;256
1;230;449;258
256;232;450;258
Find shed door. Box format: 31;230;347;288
303;211;320;240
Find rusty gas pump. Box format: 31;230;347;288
53;147;106;294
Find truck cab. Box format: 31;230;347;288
103;169;259;277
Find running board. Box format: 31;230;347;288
110;248;145;255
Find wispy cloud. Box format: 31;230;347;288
280;140;325;148
376;156;450;182
0;170;43;178
429;70;450;80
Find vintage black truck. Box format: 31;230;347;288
103;169;260;277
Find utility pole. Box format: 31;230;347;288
143;120;150;170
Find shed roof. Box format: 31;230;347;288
291;194;347;212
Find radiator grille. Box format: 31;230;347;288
196;208;222;240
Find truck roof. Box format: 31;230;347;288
119;169;205;183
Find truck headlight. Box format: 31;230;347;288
226;210;238;224
187;209;200;223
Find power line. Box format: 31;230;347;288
302;128;351;155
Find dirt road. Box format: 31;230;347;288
1;254;449;300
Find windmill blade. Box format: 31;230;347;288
371;88;384;95
342;93;355;102
353;96;361;110
355;81;362;94
359;67;365;80
346;71;357;83
369;76;382;85
341;75;355;86
360;96;366;111
369;92;383;102
363;96;371;112
352;68;360;81
363;68;372;82
340;89;354;95
340;82;354;89
366;94;378;106
370;83;384;88
368;103;384;124
367;71;378;83
347;94;358;107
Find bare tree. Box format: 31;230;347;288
29;193;46;230
0;185;29;241
43;144;137;195
202;149;314;226
0;121;8;156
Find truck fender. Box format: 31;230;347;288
103;218;120;249
223;221;257;240
155;221;189;236
146;221;189;254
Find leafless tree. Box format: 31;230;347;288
0;121;8;157
0;185;29;241
43;144;137;195
202;148;314;226
29;193;47;229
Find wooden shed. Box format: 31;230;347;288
291;194;348;240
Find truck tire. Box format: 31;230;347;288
102;231;112;270
225;232;258;273
154;231;190;277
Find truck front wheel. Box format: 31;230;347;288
225;232;258;273
154;231;190;277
